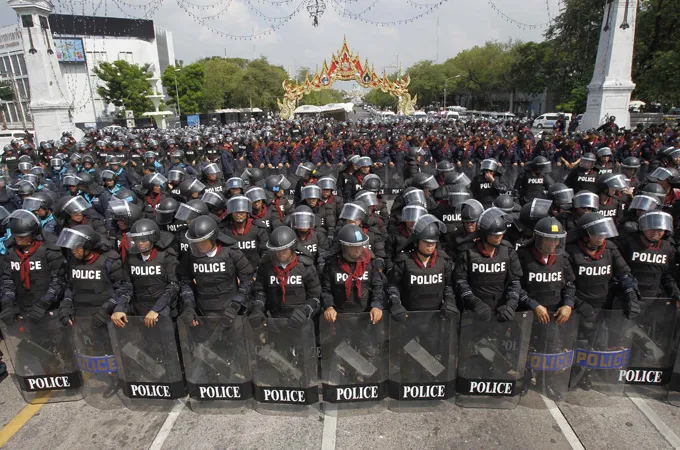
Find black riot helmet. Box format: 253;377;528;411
127;219;161;254
113;188;139;204
530;155;552;174
227;195;252;215
287;205;316;230
533;216;566;254
241;167;265;186
637;182;666;206
596;173;628;194
56;225;101;251
578;212;618;249
362;174;382;193
245;186;268;204
518;198;552;232
109;200;143;225
3;209;41;237
437;160;455;174
264;174;291;193
50;158;64;171
412;214;446;243
337;223;370;262
477;207;511;244
201;191;227;213
402;187;427;207
621;157;641;170
295;162;316;178
155;197;180;225
175;199;209;222
355;190;378;208
185;215;219;257
339;201;368;223
178;179;206;199
638;210;673;234
141;173;167;192
167;168;187;185
444;171;471;187
492;194;516;213
480;158;499;173
628;194;659;213
461;199;484;223
316;176;336;191
266;225;297;251
547;183;574;207
579;153;596;170
411;172;439;191
447;184;472;208
596;147;613;160
573;191;599;211
59;196;91;217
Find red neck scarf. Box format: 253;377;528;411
16;240;42;290
252;205;268;220
475;239;495;258
578;240;606;260
321;195;334;206
272;254;298;303
141;248;158;262
232;218;253;236
119;234;129;262
298;229;313;242
531;246;556;266
338;249;371;300
271;198;285;221
412;249;437;269
398;223;411;238
85;250;102;265
145;193;161;209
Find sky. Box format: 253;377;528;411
0;0;560;76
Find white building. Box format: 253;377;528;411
0;14;174;130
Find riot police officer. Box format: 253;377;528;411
249;226;322;329
514;156;554;205
287;205;329;269
179;215;254;326
111;219;180;328
595;173;628;223
220;195;268;269
470;158;507;208
0;210;66;322
455;207;523;322
387;215;458;320
565;153;598;193
321;224;384;324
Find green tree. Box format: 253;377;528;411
93;60;154;117
364;89;398;110
231;57;287;111
196;57;248;111
162;63;206;115
299;89;345;106
0;80;12;101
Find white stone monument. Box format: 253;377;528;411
580;0;638;131
8;0;76;141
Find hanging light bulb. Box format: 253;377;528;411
306;0;326;26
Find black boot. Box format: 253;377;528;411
579;370;592;391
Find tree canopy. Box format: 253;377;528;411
161;63;205;115
93;60;154;117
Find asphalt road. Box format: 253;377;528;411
0;339;679;450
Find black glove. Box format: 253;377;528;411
179;306;197;326
496;304;515;322
577;301;596;318
625;289;642;320
248;302;266;328
441;299;459;319
390;302;407;322
288;305;312;329
473;301;492;322
58;299;74;327
0;302;16;325
222;302;241;329
92;307;112;327
26;299;50;322
374;257;385;272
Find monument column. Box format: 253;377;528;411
580;0;638;131
8;0;75;141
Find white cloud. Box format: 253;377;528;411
0;0;559;70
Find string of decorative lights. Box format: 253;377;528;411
328;0;449;25
486;0;551;29
327;0;380;18
243;0;302;22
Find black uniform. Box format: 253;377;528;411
565;168;598;193
514;171;553;205
517;246;576;311
220;218;269;270
321;248;384;313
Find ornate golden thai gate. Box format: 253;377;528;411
277;37;417;119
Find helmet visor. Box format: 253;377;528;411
639;211;673;232
301;186;321;200
477;207;511;235
605;174;629;190
227;196;252;214
287;211;316;229
528;198;553;220
62;196;91;215
413;215;446;242
56;227;93;249
127;230;156;254
22;197;45;212
582;217;619;239
245;187;267;203
551;187;574;205
448;190;472;208
185;229;217;257
403;189;426;207
317;177;336;190
355;191;378;207
419;175;439;191
203;163;221;175
340;203;368;221
573;192;599;210
167;170;186;184
401;204;427;222
535;234;565;254
175;203;203;222
629;195;659;211
449;172;471;187
295;164;313;177
225;177;244;190
481;159;498;172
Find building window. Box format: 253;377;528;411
0;56;9;75
118;52;133;63
10;54;20;76
8;103;18;123
17;54;26;76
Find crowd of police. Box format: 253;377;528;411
0;115;679;407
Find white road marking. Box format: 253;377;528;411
321;411;337;450
541;395;585;450
628;395;680;449
148;399;186;450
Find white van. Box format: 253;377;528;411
533;113;572;128
0;130;32;152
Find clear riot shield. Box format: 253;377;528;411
178;317;253;414
72;316;124;410
456;311;533;409
388;311;458;412
1;316;83;404
522;314;579;403
568;309;633;397
623;298;677;399
319;313;388;415
249;318;319;415
669;326;680;407
108;316;185;411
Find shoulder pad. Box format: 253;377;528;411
457;240;475;252
438;248;452;260
103;249;121;261
217;233;238;246
157;231;176;250
297;253;315;266
394;252;410;263
605;239;618;250
500;239;514;249
252;219;268;228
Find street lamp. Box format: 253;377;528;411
443;75;462;109
174;67;181;117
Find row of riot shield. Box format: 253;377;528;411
1;300;679;412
